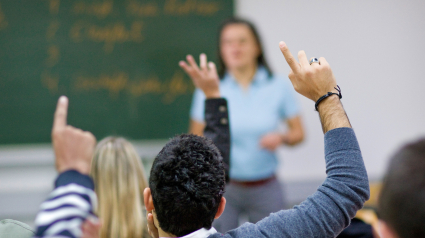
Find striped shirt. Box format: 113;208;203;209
33;170;97;238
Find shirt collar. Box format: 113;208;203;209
167;227;217;238
222;66;269;86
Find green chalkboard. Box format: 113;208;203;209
0;0;233;144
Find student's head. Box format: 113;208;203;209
90;137;148;238
378;138;425;238
217;17;272;78
145;134;226;237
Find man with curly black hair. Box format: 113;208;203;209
143;44;370;238
147;134;226;237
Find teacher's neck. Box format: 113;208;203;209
229;63;258;89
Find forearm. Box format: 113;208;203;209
281;116;304;146
34;170;97;238
281;128;304;146
318;95;351;133
189;119;205;136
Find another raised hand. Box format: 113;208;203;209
179;54;220;99
279;42;338;102
51;96;96;174
279;42;350;133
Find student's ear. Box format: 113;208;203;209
214;197;226;219
378;220;399;238
143;188;155;212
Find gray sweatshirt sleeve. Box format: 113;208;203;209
213;127;370;238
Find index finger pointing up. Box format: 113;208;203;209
53;96;68;130
279;41;300;73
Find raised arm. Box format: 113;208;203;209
220;43;369;238
180;54;230;182
33;96;98;238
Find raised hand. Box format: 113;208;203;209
279;42;338;102
179;54;220;99
51;96;96;174
279;42;351;132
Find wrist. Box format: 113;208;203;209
55;170;95;190
204;91;221;99
315;85;342;111
317;94;340;112
57;161;91;175
280;134;290;145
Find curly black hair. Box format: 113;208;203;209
149;134;225;237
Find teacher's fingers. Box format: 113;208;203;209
179;61;192;73
186;55;200;72
279;41;300;73
53;96;68;131
208;62;218;77
200;53;207;71
179;60;200;81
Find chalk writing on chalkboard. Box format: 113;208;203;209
164;0;220;16
69;21;144;53
49;0;60;15
0;0;233;144
39;0;223;101
73;71;191;104
0;3;7;30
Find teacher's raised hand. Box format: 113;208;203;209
179;53;220;99
51;96;96;175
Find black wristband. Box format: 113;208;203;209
315;85;342;111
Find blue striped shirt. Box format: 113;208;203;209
33;170;97;238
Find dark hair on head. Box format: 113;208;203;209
378;138;425;238
149;134;225;237
217;17;273;78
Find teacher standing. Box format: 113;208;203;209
180;18;304;233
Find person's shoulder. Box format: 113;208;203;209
0;219;35;238
208;222;266;238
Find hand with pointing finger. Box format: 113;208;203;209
179;54;220;99
278;42;338;102
51;96;96;175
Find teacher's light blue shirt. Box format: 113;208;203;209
190;67;300;181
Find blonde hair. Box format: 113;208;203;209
91;137;148;238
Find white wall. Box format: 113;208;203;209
235;0;425;181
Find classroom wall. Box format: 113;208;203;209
2;0;425;225
235;0;425;182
